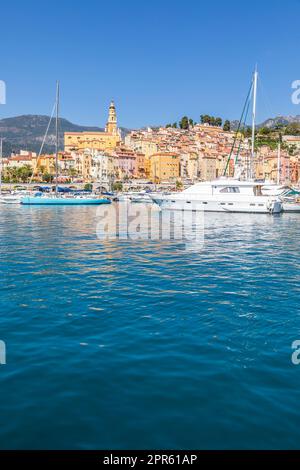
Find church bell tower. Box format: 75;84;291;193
105;100;117;135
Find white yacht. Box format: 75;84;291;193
151;178;282;214
151;67;287;215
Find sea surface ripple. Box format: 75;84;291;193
0;204;300;449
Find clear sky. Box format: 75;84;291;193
1;0;300;128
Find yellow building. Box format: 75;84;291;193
36;154;56;174
125;136;158;159
64;101;121;152
149;152;180;182
139;141;159;179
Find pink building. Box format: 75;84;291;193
115;146;137;178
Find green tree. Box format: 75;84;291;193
4;167;17;183
285;122;300;135
39;165;46;175
223;120;231;132
189;118;194;128
16;165;33;183
243;126;253;138
259;127;271;135
179;116;189;130
68;168;78;178
112;182;123;191
84;183;93;191
172;122;177;128
200;114;220;126
200;114;211;125
288;144;297;156
43;172;53;183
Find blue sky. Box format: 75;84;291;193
1;0;300;128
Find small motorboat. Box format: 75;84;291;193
130;192;153;203
116;193;133;202
0;194;22;204
282;202;300;212
281;194;300;212
278;190;300;213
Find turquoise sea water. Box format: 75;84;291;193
0;204;300;449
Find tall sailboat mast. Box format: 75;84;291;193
277;140;281;185
55;81;60;195
250;66;258;179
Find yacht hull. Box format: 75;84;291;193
152;197;282;214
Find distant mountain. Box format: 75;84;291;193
258;115;300;129
230;115;300;131
0;115;130;156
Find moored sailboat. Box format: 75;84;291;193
20;82;111;206
21;194;111;205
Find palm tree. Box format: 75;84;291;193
17;165;33;183
68;168;78;179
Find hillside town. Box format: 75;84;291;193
2;101;300;188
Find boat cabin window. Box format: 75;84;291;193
220;187;240;193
